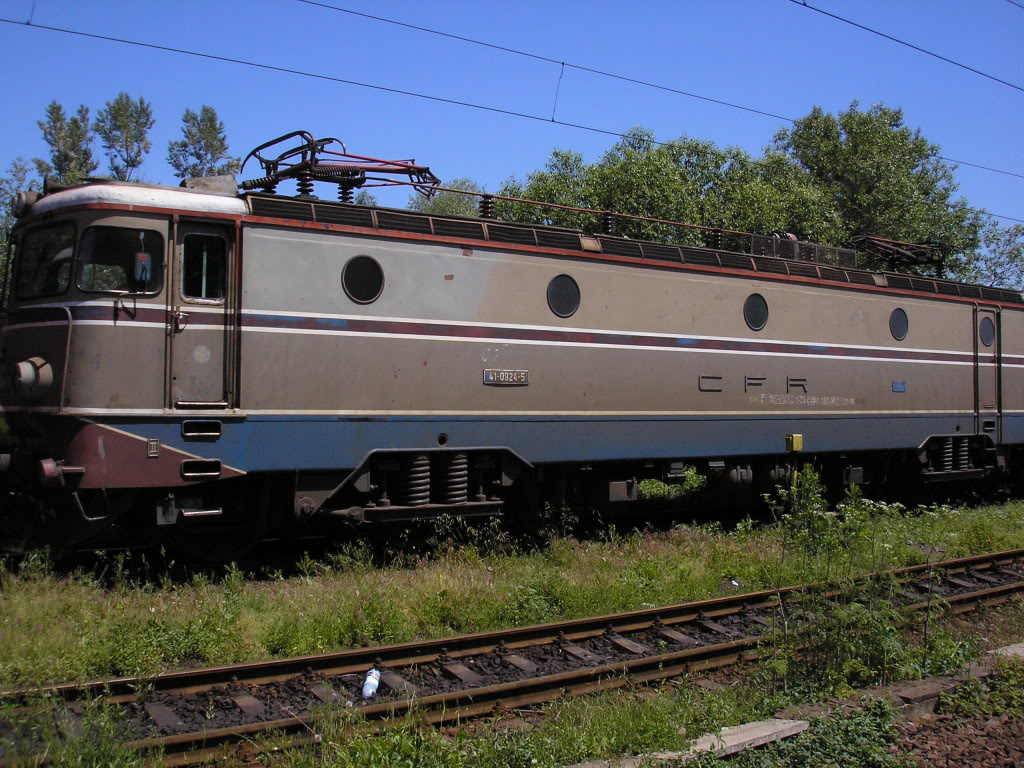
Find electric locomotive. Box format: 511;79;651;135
1;131;1020;553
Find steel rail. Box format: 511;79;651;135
5;546;1021;708
142;577;1024;766
1;547;1022;767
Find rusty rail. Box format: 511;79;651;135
2;547;1022;766
7;546;1021;707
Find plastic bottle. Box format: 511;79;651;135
361;668;381;699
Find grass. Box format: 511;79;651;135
3;592;1022;767
1;478;1024;689
938;658;1024;719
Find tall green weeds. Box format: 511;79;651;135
1;487;1023;688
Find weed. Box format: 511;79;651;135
938;660;1024;718
637;466;706;502
1;696;148;767
705;698;914;768
759;589;977;699
1;496;1023;689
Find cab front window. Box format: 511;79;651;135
78;227;163;294
14;222;75;298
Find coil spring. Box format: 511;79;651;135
941;437;954;472
444;454;469;505
956;437;970;471
239;176;278;193
402;455;430;506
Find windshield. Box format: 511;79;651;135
14;223;75;299
78;226;164;293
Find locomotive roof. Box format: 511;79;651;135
19;178;1024;307
29;179;248;217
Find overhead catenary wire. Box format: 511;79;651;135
1006;0;1024;10
784;0;1024;94
292;0;796;122
0;16;1021;225
289;0;1024;181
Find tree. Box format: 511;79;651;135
771;101;985;275
0;158;31;303
972;222;1024;288
407;177;484;218
353;190;377;206
33;101;98;185
496;127;842;247
167;106;241;179
497;108;1021;284
94;93;155;181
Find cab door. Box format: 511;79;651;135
169;225;233;409
974;307;1000;440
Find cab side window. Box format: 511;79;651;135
78;227;163;294
181;234;227;302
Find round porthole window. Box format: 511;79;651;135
980;316;995;347
889;308;909;341
743;293;768;331
342;256;384;304
547;274;580;318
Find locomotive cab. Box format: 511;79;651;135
0;181;245;552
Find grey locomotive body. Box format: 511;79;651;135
1;156;1020;551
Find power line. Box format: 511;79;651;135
967;209;1024;224
784;0;1024;93
289;0;1024;181
945;158;1024;180
1;17;1021;225
293;0;795;122
1005;0;1024;11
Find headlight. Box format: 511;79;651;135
15;357;53;392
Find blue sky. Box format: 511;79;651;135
0;0;1021;221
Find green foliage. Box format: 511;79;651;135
1;696;146;767
166;105;240;179
709;698;914;768
973;222;1024;287
353;189;378;206
1;498;1023;690
637;466;706;501
33;100;98;185
94;93;155;181
407;176;484;218
761;593;975;699
765;465;830;549
496;125;845;247
0;157;31;300
496;105;1021;285
283;683;768;768
497;127;841;247
938;660;1024;719
772;101;985;278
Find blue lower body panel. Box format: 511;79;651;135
94;411;1009;475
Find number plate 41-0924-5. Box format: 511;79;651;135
483;369;529;386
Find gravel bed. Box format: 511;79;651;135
898;714;1024;767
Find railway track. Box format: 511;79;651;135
2;548;1023;766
